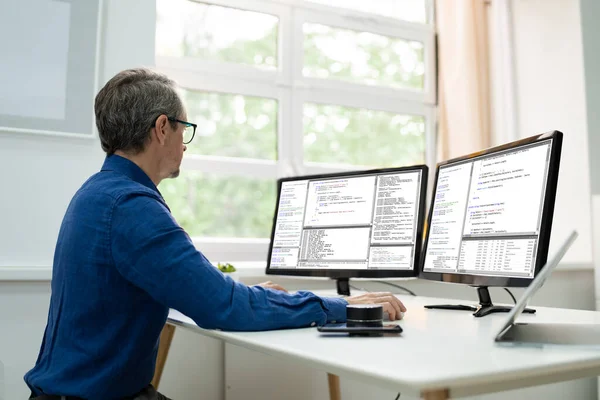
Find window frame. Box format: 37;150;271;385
155;0;437;263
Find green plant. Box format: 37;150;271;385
216;262;237;273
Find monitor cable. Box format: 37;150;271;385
374;280;417;296
349;282;417;296
394;392;401;400
349;284;367;292
503;288;517;304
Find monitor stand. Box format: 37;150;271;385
424;286;536;318
335;278;351;296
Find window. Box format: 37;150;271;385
303;103;426;167
155;0;436;262
156;1;278;69
302;23;425;90
182;90;278;159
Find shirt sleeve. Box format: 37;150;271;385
110;192;348;331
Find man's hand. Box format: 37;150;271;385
255;281;288;292
346;292;406;320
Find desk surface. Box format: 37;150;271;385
167;292;600;398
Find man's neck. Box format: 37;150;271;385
114;150;162;186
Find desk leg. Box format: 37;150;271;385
327;373;341;400
421;389;449;400
151;324;176;389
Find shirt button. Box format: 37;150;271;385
311;322;316;327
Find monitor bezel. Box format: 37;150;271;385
418;130;563;288
265;164;429;279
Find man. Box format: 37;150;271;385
24;68;406;400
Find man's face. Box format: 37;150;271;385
164;113;187;179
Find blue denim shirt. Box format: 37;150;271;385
24;154;347;399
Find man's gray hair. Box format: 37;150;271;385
95;68;184;155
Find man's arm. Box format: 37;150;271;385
110;192;347;331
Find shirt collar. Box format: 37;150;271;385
101;154;160;193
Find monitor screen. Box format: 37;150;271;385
421;131;562;285
266;166;428;278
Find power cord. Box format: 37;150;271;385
394;392;401;400
374;280;417;296
503;288;517;304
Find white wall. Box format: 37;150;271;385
0;282;51;400
578;0;600;396
0;136;104;267
511;0;593;268
0;0;597;399
579;0;600;306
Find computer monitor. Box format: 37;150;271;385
419;131;563;317
266;165;428;295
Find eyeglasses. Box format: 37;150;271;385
168;117;197;144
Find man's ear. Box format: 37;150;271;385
152;115;169;146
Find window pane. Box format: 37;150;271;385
306;0;427;23
156;0;278;69
159;172;276;238
303;24;424;90
303;103;425;167
182;90;277;160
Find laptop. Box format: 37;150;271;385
495;230;600;346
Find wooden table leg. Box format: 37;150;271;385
327;373;341;400
421;389;450;400
151;324;176;389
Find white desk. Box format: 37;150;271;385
162;293;600;399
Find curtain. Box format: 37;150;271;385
436;0;492;162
